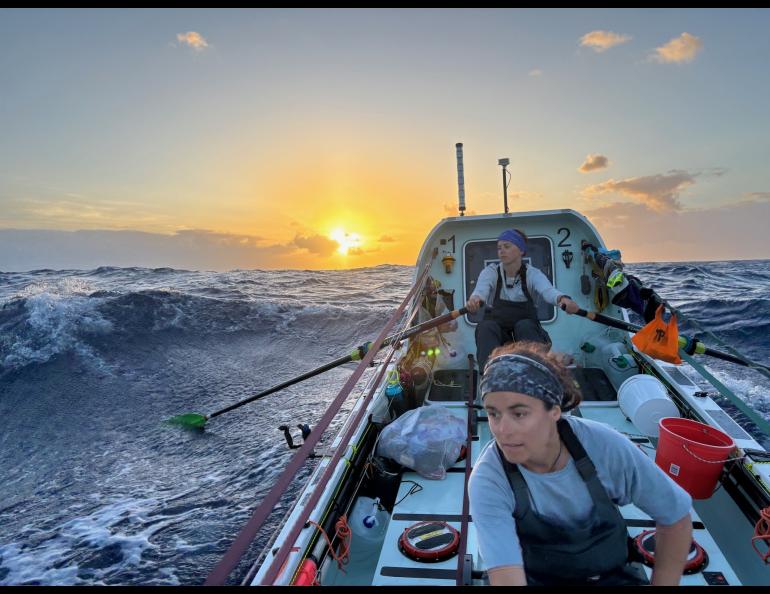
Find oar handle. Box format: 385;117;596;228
382;305;471;348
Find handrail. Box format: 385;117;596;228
204;263;433;586
678;351;770;439
256;264;432;586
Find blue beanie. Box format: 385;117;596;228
497;229;527;255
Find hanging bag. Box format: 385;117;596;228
631;304;682;364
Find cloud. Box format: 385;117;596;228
1;192;172;230
176;31;209;51
378;235;396;243
578;154;609;173
583;197;770;262
652;32;702;63
529;69;543;77
582;170;697;212
0;228;372;271
0;229;293;272
291;233;339;256
580;30;632;52
174;228;267;248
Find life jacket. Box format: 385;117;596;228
497;419;642;585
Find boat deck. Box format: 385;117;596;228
369;402;742;586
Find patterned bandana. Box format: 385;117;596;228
480;353;564;407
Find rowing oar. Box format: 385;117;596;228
570;306;770;371
166;304;473;429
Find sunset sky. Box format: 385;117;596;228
2;8;770;271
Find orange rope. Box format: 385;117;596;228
307;515;352;572
751;506;770;563
334;515;352;567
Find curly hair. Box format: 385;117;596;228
487;341;582;412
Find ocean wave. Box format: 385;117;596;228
0;495;189;586
0;285;406;374
0;261;768;585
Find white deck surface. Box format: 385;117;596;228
367;401;742;585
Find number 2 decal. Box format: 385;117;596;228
557;228;571;247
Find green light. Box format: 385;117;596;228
427;349;434;356
435;348;441;355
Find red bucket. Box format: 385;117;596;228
655;417;736;499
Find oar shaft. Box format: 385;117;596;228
574;308;755;369
208;352;356;419
381;306;469;348
208;306;470;419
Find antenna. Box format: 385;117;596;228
456;143;466;217
498;157;510;213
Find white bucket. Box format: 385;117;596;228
617;375;680;437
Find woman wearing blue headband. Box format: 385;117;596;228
468;342;693;587
466;228;579;372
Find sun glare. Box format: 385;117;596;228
330;228;361;255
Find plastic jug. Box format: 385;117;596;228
349;496;388;542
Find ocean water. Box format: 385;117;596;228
1;261;769;585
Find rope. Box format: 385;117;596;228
752;506;770;563
681;443;745;464
305;517;351;572
394;481;423;507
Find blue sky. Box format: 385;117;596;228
2;8;769;270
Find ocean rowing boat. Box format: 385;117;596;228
201;144;770;586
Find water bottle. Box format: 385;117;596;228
385;369;407;418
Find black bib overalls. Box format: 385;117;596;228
497;419;648;586
475;264;551;372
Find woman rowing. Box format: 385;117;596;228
465;229;579;372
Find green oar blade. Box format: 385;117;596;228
165;413;208;429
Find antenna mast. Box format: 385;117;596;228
498;158;510;213
455;143;466;217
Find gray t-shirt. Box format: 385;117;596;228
470;263;564;307
468;415;692;571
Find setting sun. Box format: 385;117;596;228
330;228;362;255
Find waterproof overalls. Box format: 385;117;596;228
475;263;551;373
497;419;648;586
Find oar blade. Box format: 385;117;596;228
166;413;208;429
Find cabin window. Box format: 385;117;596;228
463;236;556;324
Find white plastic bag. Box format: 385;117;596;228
375;405;467;480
